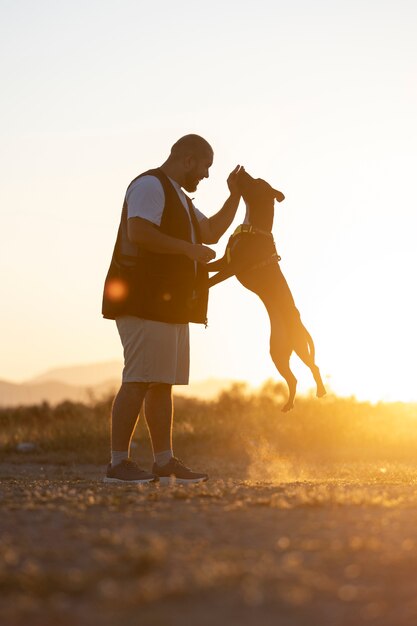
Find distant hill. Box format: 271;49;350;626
28;360;123;387
0;378;121;407
0;361;237;407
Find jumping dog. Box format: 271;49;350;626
207;168;326;411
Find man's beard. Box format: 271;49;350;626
183;168;200;192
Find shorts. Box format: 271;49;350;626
116;316;190;385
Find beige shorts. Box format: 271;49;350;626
116;316;190;385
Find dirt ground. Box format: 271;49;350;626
2;462;417;626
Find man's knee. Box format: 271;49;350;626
147;382;172;393
148;382;172;388
120;381;149;396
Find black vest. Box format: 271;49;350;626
102;168;209;324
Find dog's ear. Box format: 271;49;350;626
274;189;285;202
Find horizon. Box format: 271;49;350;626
1;1;417;404
1;357;416;407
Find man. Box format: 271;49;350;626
102;134;241;484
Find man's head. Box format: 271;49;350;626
164;134;214;192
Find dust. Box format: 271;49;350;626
246;438;313;484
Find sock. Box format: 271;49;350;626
155;449;173;467
111;450;129;467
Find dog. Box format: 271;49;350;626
207;167;326;411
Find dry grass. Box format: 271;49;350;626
1;381;417;467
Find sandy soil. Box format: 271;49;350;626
2;462;417;626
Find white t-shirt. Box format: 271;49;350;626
126;175;206;243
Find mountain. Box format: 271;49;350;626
29;360;123;387
0;361;237;407
0;379;108;407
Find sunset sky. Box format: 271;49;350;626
1;0;416;402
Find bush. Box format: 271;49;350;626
1;383;417;466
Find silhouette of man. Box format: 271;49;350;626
102;134;241;483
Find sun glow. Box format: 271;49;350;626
191;213;417;404
1;1;416;404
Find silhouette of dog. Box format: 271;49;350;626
208;167;326;411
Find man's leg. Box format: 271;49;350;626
111;382;148;458
144;383;174;466
144;383;208;484
104;381;156;483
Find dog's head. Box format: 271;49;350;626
237;167;285;230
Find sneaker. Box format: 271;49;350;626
152;457;208;484
104;459;157;484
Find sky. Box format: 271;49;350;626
1;0;416;401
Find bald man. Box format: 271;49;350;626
102;135;241;483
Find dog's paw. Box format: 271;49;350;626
281;401;294;412
316;386;327;399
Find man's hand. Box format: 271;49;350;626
227;165;242;198
199;166;243;244
128;218;216;262
185;243;216;264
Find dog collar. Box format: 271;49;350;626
232;224;273;238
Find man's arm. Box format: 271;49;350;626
199;165;242;244
127;218;216;264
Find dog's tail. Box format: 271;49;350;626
304;326;316;361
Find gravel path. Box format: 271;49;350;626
1;463;417;626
